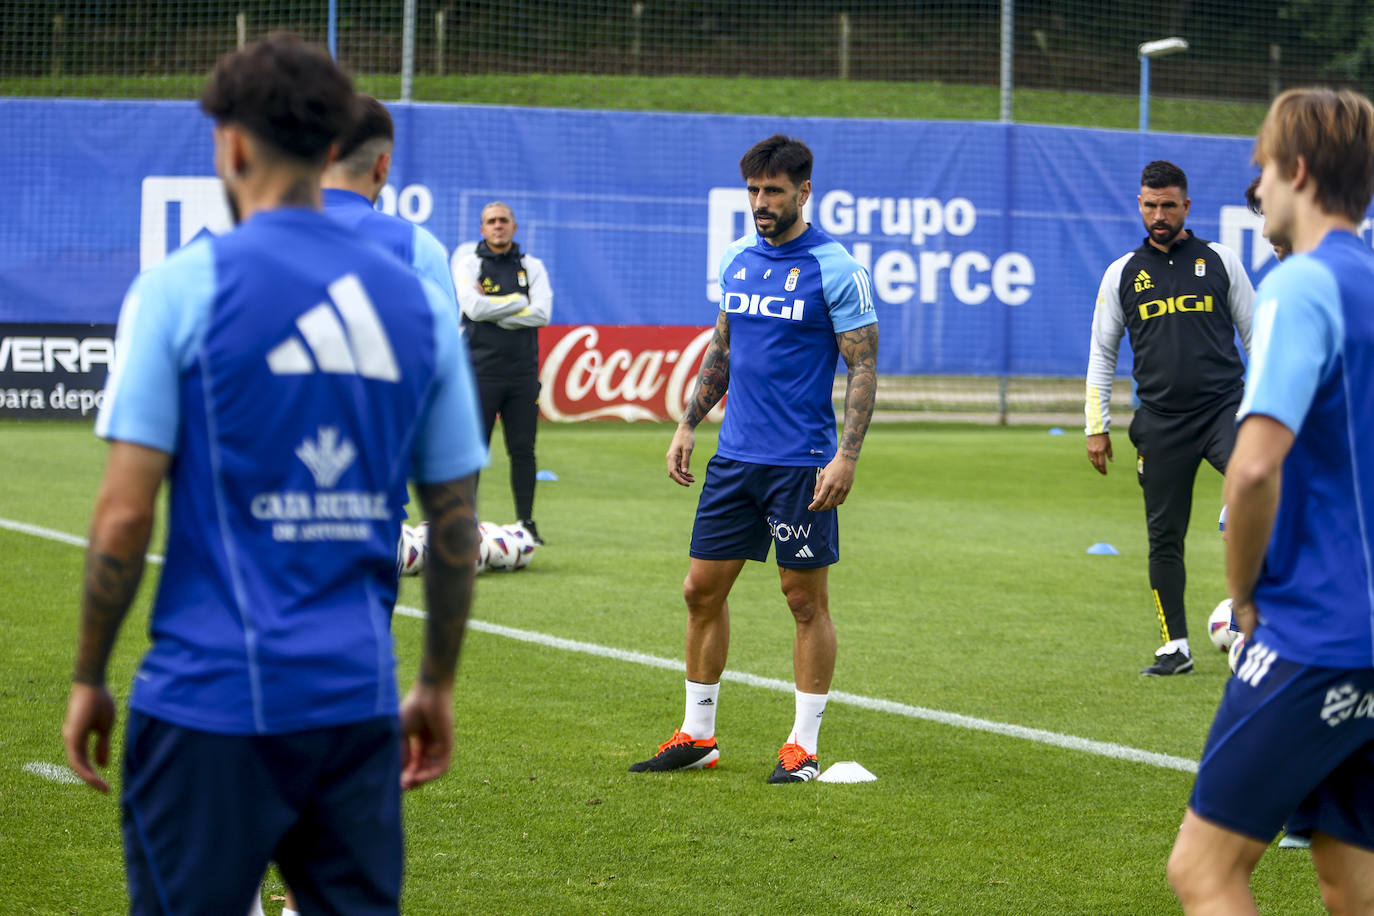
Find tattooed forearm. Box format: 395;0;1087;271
416;475;480;687
680;314;730;428
73;549;147;685
836;323;879;462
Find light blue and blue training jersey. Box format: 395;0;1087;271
323;188;458;308
96;206;487;735
1239;230;1374;667
716;225;876;466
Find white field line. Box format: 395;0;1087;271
400;605;1199;774
3;516;1197;776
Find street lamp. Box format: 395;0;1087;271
1138;37;1189;131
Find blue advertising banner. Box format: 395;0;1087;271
1;98;1341;378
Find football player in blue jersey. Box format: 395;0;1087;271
61;34;486;916
630;134;878;783
323;93;459;307
1167;88;1374;914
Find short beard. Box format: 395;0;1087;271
757;207;799;239
1149;222;1181;246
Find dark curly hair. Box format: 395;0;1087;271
199;32;355;163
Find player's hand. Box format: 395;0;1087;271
62;682;115;794
1231;597;1259;639
1086;433;1113;475
810;456;856;512
399;682;455;790
667;425;696;487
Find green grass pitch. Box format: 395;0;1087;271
0;419;1322;913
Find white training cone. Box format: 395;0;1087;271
817;761;877;783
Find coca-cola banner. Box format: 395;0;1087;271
537;324;725;423
4;98;1346;381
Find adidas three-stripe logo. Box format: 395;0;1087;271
267;274;400;382
794;545;814;559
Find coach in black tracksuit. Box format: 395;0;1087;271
1085;161;1254;677
453;202;553;544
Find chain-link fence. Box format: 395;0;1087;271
4;2;1370;106
4;2;1369;422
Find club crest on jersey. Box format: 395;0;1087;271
723;292;806;321
1194;258;1206;277
785;267;801;291
517;269;529;289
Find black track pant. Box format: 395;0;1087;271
476;372;541;521
1128;397;1239;644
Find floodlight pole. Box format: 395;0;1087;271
1137;37;1188;131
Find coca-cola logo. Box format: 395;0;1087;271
537;325;727;423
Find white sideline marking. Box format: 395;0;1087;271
395;605;1199;774
1;517;1198;776
23;762;84;785
0;518;165;564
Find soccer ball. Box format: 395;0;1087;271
397;524;425;577
475;528;491;574
1228;631;1247;674
479;520;518;571
502;523;537;569
1207;598;1238;652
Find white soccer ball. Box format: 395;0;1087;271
397;524;425;577
1208;599;1238;652
502;523;537;569
475;529;491;574
1228;630;1247;674
479;520;518;571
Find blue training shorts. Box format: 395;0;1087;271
1190;638;1374;847
689;455;838;569
121;711;403;916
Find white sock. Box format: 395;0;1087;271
282;909;301;916
786;689;829;756
245;883;266;916
681;680;719;739
1158;638;1190;657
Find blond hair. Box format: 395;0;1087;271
1253;88;1374;222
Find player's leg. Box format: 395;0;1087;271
474;373;503;447
1293;738;1374;913
631;457;767;773
1167;809;1267;915
684;556;746;684
629;556;743;772
767;465;840;783
1201;396;1241;475
1132;411;1202;674
272;718;403;916
1310;833;1374;915
121;713;288;915
501;374;541;536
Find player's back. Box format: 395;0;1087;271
107;206;471;735
323;188;456;303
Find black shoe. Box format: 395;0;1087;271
629;730;719;772
519;519;545;545
1141;649;1194;676
767;743;819;783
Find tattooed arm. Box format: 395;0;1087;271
810;323;879;511
667;312;730;487
399;474;479;789
63;441;168;792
